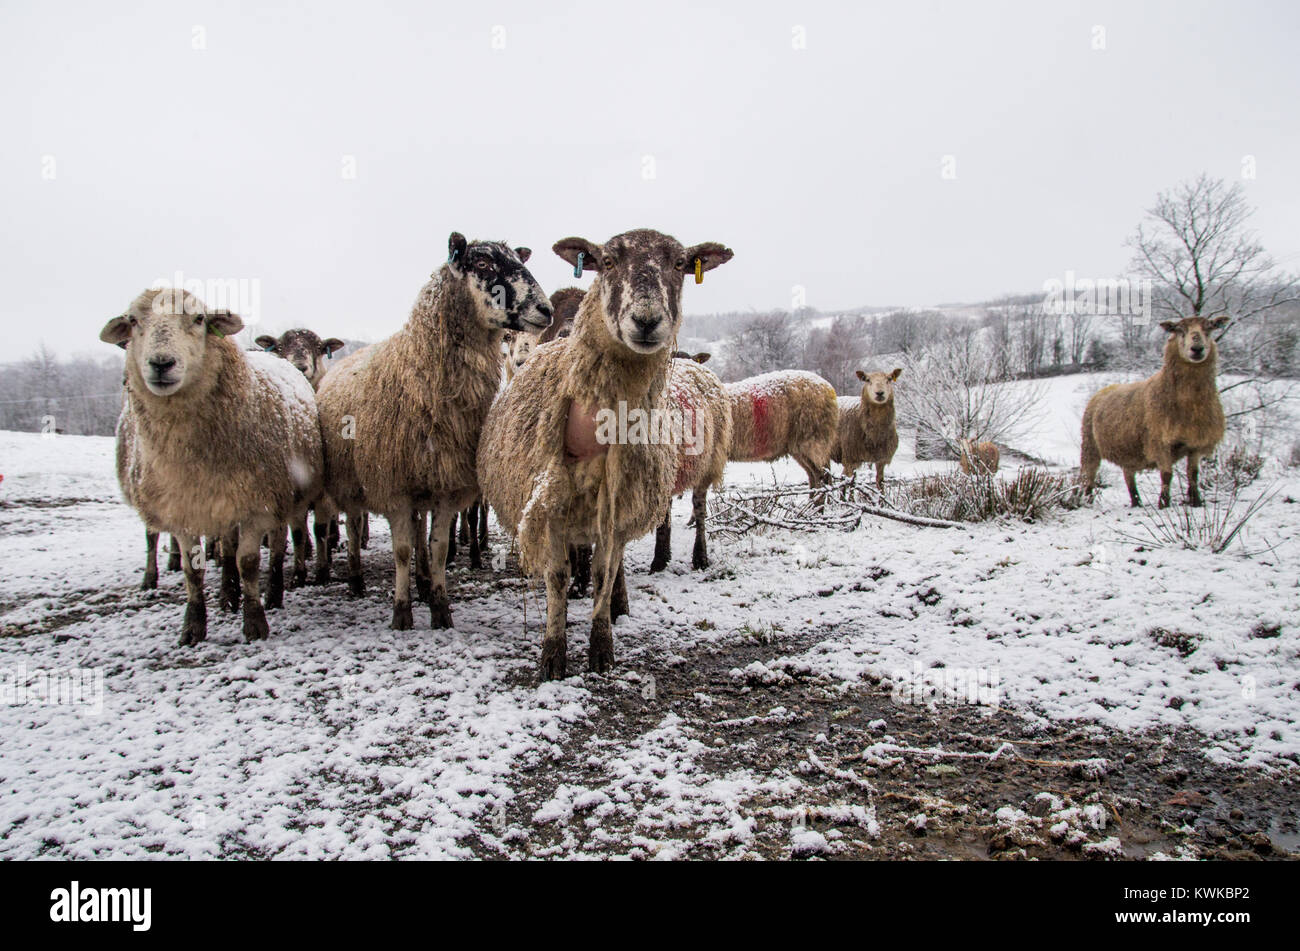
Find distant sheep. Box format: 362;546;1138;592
830;368;901;490
726;371;838;488
101;289;323;645
316;233;552;630
479;229;733;679
959;438;1000;475
650;352;732;571
1081;316;1229;507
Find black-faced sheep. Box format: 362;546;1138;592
478;229;733;680
1081;315;1229;508
830;368;901;490
101;289;323;645
726;371;838;487
316;233;552;630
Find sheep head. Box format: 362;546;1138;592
504;329;537;371
255;328;344;385
446;232;553;334
553;230;733;355
100;288;243;397
856;367;901;405
1159;315;1229;365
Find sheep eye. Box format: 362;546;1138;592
602;257;615;269
475;260;494;271
194;315;205;325
675;259;685;270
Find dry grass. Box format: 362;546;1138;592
881;468;1084;523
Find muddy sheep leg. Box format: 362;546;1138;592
265;524;287;610
649;506;672;573
445;511;458;568
477;500;490;553
1123;469;1141;508
1186;452;1204;507
360;512;370;549
588;538;623;674
426;502;456;629
345;507;365;596
1158;468;1173;509
312;499;334;585
876;462;886;491
167;535;182;572
388;505;415;631
413;509;432;603
691;489;710;570
236;523;270;641
567;544;592;598
142;530;159;590
219;528;241;613
176;533;207;647
289;515;309;589
611;555;629;621
540;528;570;681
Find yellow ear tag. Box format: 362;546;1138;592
694;258;703;284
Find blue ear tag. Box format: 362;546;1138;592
574;252;584;278
448;248;459;264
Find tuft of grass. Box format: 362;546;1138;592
1117;480;1279;556
885;468;1083;523
1200;445;1265;493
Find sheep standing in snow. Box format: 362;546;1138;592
478;229;733;679
958;438;1000;475
830;368;901;490
726;371;838;488
101;289;323;645
1081;315;1228;508
316;233;552;630
649;352;732;572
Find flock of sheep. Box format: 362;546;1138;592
102;227;1229;680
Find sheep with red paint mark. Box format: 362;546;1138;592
725;370;838;487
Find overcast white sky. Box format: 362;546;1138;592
2;0;1298;357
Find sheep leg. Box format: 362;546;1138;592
692;489;710;570
290;516;309;589
176;533;207;647
842;465;857;502
413;509;432;603
265;525;287;610
458;508;470;545
143;530;159;590
311;510;330;585
426;502;456;629
568;544;591;598
876;463;886;491
205;536;217;562
388;506;415;631
219;528;241;613
1158;468;1173;509
167;535;181;572
1186;453;1204;507
345;507;365;596
360;512;370;549
445;512;457;567
237;525;270;641
1123;469;1141;508
649;506;672;572
540;530;570;681
611;556;629;621
588;539;622;673
328;515;341;553
468;503;482;569
477;500;490;553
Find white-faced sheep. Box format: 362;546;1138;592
830;368;901;490
316;233;552;630
959;438;1000;475
478;229;733;680
649;351;732;572
726;371;838;487
101;289;323;645
1081;315;1229;508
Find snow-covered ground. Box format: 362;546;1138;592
1;373;1297;858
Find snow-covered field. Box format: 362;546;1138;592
1;374;1297;859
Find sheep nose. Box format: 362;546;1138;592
536;300;553;319
148;357;176;374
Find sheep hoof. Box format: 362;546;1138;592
429;589;453;629
290;567;307;589
415;577;432;604
540;641;567;681
264;582;284;611
1188;496;1204;508
470;553;482;570
312;565;330;586
241;601;269;641
648;558;668;573
178;601;207;646
692;547;709;571
391;600;413;630
588;618;614;673
347;574;365;597
141;572;158;591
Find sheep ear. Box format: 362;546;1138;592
855;370;868;382
206;310;244;337
1160;320;1180;333
1208;315;1230;330
255;335;277;351
694;352;711;364
890;367;902;381
514;247;532;264
447;232;469;274
100;315;131;345
553;237;601;271
322;337;345;354
683;242;734;274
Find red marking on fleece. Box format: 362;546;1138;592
671;380;700;496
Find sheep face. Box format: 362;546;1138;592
505;330;537;370
1160;316;1228;364
447;232;553;334
255;329;343;385
855;368;901;405
553;230;733;355
99;289;244;397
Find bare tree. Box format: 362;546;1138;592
803;314;873;393
719;311;803;381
